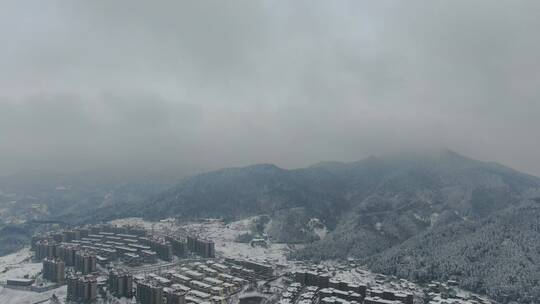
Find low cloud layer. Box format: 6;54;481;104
1;1;540;176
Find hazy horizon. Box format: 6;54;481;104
2;1;540;176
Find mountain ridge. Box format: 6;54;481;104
135;150;540;303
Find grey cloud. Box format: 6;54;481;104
1;0;539;176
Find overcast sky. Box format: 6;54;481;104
1;0;539;176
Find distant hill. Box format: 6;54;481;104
0;170;181;255
138;150;540;303
140;163;347;226
0;170;179;224
295;151;540;258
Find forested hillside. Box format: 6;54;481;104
144;151;540;303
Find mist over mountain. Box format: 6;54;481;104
0;170;182;256
0;170;180;223
140;150;540;222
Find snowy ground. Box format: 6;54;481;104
185;217;293;265
0;285;66;304
0;247;67;304
330;264;421;294
109;217;179;234
308;262;492;304
109;217;295;266
0;247;41;282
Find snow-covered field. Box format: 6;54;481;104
109;217;179;234
0;285;66;304
187;218;293;265
0;247;41;282
109;216;295;266
0;247;66;304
